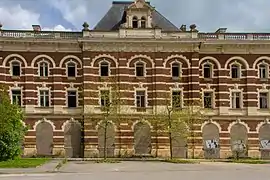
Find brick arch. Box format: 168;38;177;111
228;120;250;133
59;55;82;68
225;56;249;69
253;56;270;69
199;56;221;69
33;118;56;131
31;54;56;68
92;54;118;68
163;54;190;68
3;54;27;67
128;54;154;68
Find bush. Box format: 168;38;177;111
0;85;27;161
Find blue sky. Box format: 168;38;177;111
0;0;270;32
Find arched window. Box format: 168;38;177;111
67;62;76;77
136;62;145;77
100;61;109;77
132;16;138;28
141;16;146;28
259;63;268;79
203;63;212;78
11;61;21;76
231;64;240;79
39;61;49;77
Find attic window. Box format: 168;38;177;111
141;17;146;28
132;16;138;28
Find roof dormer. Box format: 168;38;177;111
125;0;154;29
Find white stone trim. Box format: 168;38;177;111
91;54;118;68
257;85;270;109
229;84;244;109
65;85;79;108
253;56;270;69
131;119;152;131
135;60;147;77
3;54;27;67
228;119;250;133
59;55;82;68
9;59;22;76
201;119;222;133
134;83;148;108
256;119;270;133
163;54;190;68
33;118;56;131
61;118;81;131
95;120;117;131
99;59;111;77
9;83;22;106
170;60;183;78
31;54;56;68
37;59;50;77
201;60;214;78
201;84;216;109
65;59;78;77
199;56;221;69
257;60;269;79
225;56;249;69
37;84;51;107
229;60;242;79
128;54;154;68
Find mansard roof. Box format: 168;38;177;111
94;1;179;31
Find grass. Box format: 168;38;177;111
226;159;269;164
163;159;199;164
0;158;50;168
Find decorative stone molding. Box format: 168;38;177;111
31;54;56;68
91;54;119;68
3;54;27;67
201;119;222;132
199;56;221;69
227;119;250;133
225;56;249;69
59;55;82;68
61;118;81;131
33;117;56;131
253;56;270;69
131;119;152;131
127;54;154;68
163;54;190;68
95;120;117;131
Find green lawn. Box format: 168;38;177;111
0;158;50;168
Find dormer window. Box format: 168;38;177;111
132;16;138;28
141;17;146;28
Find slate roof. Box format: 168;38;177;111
94;1;179;31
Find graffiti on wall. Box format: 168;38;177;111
205;139;219;149
260;140;270;150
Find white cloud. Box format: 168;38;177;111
43;25;72;31
0;4;40;29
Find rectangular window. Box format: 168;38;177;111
67;90;77;108
136;90;146;108
40;63;48;77
172;63;180;78
231;92;241;109
39;90;49;107
259;65;267;79
12;90;21;106
260;92;268;109
100;62;109;77
136;63;144;77
204;92;213;108
67;63;76;77
203;64;211;78
100;90;110;107
231;65;240;79
172;91;182;108
12;62;21;76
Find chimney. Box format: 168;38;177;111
32;25;41;32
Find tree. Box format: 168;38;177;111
153;91;205;159
0;85;27;161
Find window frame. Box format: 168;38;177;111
100;61;110;77
67;89;78;108
259;92;269;109
100;89;111;108
135;61;145;77
38;61;49;77
171;90;183;109
203;62;213;79
66;61;77;78
10;60;21;77
11;89;22;106
230;91;242;109
132;16;138;28
136;90;146;108
39;89;50;107
230;63;241;79
258;63;269;79
141;16;146;28
203;91;214;109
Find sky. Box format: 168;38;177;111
0;0;269;32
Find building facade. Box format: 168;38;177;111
1;0;270;159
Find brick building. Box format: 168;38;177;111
1;0;270;159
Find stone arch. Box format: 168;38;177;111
133;121;152;155
91;54;118;68
199;56;221;69
128;54;154;68
35;120;53;156
163;54;190;68
258;122;270;159
202;122;220;159
64;119;82;158
229;122;248;158
97;121;116;157
3;54;27;67
225;56;249;69
59;55;82;68
253;56;270;69
31;54;56;68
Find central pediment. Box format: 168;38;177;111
128;0;153;10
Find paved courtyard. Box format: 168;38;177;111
0;161;269;180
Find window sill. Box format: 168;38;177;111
11;76;20;80
136;77;145;80
35;107;53;109
39;77;49;80
231;78;241;82
259;78;269;82
203;78;213;82
63;107;82;109
229;108;244;111
67;77;76;80
172;77;182;81
258;108;270;111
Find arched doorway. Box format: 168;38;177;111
230;123;248;158
134;121;152;155
98;121;115;158
64;120;81;158
202;123;220;159
36;121;53;156
259;123;270;159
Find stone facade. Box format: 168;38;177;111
1;0;270;159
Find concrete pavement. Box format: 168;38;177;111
0;161;269;180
